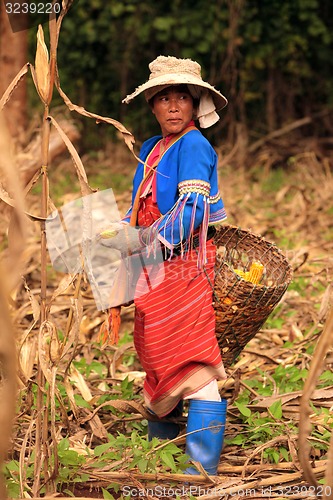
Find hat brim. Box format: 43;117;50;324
122;72;228;111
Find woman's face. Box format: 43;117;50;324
151;86;196;137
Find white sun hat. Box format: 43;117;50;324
122;55;228;128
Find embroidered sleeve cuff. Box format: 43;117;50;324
178;179;211;197
209;207;227;224
209;192;221;204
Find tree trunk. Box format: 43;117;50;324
0;4;28;140
267;67;276;132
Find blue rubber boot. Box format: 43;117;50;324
185;399;227;475
148;401;183;441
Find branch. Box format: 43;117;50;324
248;109;332;153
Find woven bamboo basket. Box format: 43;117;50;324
213;225;293;368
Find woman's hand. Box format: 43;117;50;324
98;223;141;254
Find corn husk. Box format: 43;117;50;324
35;25;50;104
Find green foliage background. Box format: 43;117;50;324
28;0;333;148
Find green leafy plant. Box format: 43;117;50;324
4;432;188;497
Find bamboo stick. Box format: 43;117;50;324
25;464;328;500
196;466;327;500
298;308;333;489
67;461;327;484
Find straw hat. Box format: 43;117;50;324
122;56;228;118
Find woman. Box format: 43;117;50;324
110;56;228;475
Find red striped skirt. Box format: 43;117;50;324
134;194;226;417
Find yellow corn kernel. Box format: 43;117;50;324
234;269;250;280
233;262;264;284
234;269;246;279
100;228;119;238
248;261;264;284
